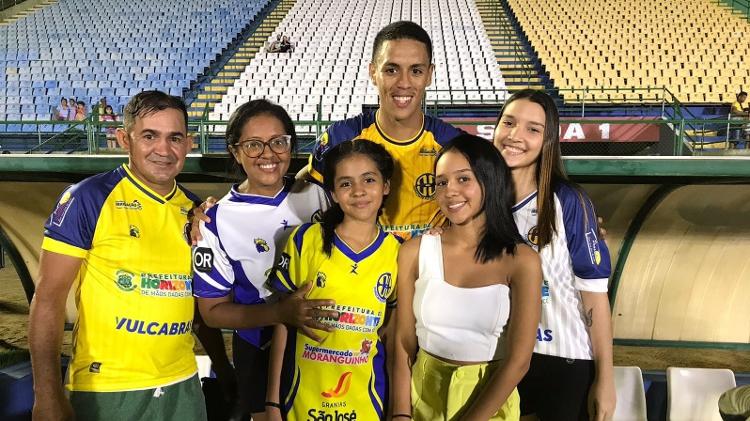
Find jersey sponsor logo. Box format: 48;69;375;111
302;340;372;366
179;207;189;216
51;191;74;227
115;270;137;292
527;226;539;247
418;147;438;156
129;225;140;238
349;263;358;275
541;279;550;304
140;273;193;297
277;252;291;271
311;209;324;223
536;328;553;342
374;273;392;303
114;199;142;211
313;136;330;162
193;247;214;273
414;173;436;199
281;219;291;230
316;271;327;288
321;305;382;333
115;317;193;336
254;238;270;253
321;371;353;398
585;230;602;265
307;409;357;421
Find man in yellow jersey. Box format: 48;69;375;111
303;21;463;240
29;91;207;421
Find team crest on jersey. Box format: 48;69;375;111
129;225;140;238
51;191;74;227
585;230;602;265
254;238;270;253
374;272;392;302
316;271;327;288
115;270;137;292
527;226;539;247
414;173;436;199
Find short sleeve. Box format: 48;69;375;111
558;184;612;292
42;179;110;258
192;206;235;298
269;223;314;293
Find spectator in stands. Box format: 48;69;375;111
74;101;87;121
100;105;118;149
278;36;294;53
300;20;462;240
53;98;69;121
267;34;283;53
66;97;77;121
29;90;208;421
492;89;615;421
730;91;749;147
96;98;108;117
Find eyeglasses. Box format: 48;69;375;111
235;135;292;158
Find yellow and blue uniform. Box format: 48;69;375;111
270;223;399;421
307;111;461;239
42;164;200;392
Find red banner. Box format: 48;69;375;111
449;117;661;143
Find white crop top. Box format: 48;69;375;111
413;234;511;362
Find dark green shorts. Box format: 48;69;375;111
69;374;207;421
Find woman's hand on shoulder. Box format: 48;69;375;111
188;197;218;245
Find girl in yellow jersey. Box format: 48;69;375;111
269;139;399;421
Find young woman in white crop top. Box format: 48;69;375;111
493;90;615;421
392;134;542;421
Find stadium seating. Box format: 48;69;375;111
208;0;508;124
507;0;750;103
667;367;737;421
613;366;648;421
0;0;269;131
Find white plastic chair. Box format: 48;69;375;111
195;355;212;380
667;367;737;421
613;366;647;421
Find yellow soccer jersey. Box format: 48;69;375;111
270;223;399;421
42;164;199;392
307;111;462;239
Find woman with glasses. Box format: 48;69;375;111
191;99;335;421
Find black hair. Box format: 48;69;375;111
123;90;188;132
372;21;433;63
224;99;297;179
436;134;524;263
738;91;747;98
320;139;394;256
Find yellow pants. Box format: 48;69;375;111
411;349;520;421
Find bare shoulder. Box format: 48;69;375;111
510;243;542;277
398;234;423;258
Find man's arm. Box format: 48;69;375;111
29;250;82;421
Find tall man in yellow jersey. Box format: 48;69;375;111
29;91;207;421
304;21;462;239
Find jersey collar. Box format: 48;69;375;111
333;229;388;263
512;190;538;212
228;176;292;206
374;110;425;146
120;164;177;204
